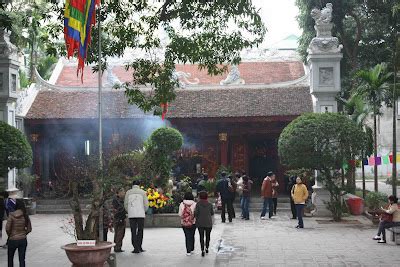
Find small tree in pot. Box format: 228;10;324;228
278;113;368;221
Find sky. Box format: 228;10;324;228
252;0;302;45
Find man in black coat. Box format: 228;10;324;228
216;172;234;223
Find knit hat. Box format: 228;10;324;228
198;191;208;200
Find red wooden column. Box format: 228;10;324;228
219;133;228;166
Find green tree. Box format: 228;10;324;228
278;113;367;221
142;127;183;187
296;0;397;96
0;121;33;182
338;94;373;196
78;0;265;112
352;63;393;192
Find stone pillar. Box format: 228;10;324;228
307;3;343;217
219;133;228;166
0;29;20;191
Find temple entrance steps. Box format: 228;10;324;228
36;198;91;214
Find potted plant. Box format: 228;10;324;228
204;179;216;197
364;191;388;224
59;156;120;267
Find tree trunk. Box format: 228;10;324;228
70;181;84;240
374;113;378;192
362;161;366;199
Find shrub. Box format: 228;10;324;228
365;191;387;210
0;121;33;176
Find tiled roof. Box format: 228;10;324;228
55;61;305;87
25;86;312;120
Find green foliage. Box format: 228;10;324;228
353;63;393;114
86;0;265;113
142;127;183;188
0;121;32;175
149;127;183;153
278;113;367;171
215;165;233;180
296;0;399;97
278;113;367;221
19;70;30;89
108;150;144;177
37;55;57;80
365;191;388;210
203;179;216;195
16;172;36;197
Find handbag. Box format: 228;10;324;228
381;212;393;222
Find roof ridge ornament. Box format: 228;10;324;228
172;70;200;89
220;65;245;86
308;3;342;54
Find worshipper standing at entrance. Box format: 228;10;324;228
6;199;32;267
372;195;400;243
194;191;213;257
178;192;196;256
216;172;234;223
112;187;126;252
260;172;274;220
271;175;279;216
291;176;309;228
287;176;297;219
124;180;149;253
241;175;252;220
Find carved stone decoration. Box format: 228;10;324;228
319;67;334;85
308;3;342;54
0;29;18;60
107;67;122;87
220;65;245;85
172;70;200;89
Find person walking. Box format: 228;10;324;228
287;176;297;219
260;172;274;220
236;172;244;219
6;199;32;267
194;191;213;257
291;176;309;228
216;172;234;223
112;187;126;252
124;180;149;253
241;175;252;220
5;188;19;216
178;192;196;256
372;195;400;243
271;175;279;216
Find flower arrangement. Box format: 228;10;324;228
146;187;169;209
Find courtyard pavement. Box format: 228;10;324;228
1;211;399;267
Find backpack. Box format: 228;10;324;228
181;203;194;227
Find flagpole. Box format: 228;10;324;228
98;0;104;242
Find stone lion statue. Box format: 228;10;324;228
311;3;333;25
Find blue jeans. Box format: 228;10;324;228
260;198;273;218
295;204;305;228
241;196;250;219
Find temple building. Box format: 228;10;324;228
23;37;313;191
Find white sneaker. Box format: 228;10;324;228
372;235;381;240
186;253;191;256
260;216;266;220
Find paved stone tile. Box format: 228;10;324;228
1;212;400;266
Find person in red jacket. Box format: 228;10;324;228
260;171;274;219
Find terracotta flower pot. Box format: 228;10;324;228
61;241;114;267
